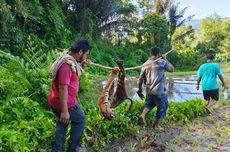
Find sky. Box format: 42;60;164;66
176;0;230;19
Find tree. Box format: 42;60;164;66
171;25;203;69
64;0;135;38
154;0;171;16
168;2;193;41
198;13;224;54
138;13;169;51
0;0;71;55
221;18;230;60
143;0;193;43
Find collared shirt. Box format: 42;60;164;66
48;63;79;109
139;57;173;95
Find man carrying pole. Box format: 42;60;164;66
138;47;174;131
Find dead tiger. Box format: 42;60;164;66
96;59;133;120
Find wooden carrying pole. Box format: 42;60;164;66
59;30;193;71
88;61;114;70
89;49;174;71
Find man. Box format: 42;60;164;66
196;53;225;113
138;47;174;131
48;40;91;152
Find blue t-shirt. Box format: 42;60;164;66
197;62;222;90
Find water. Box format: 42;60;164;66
166;76;203;102
223;88;228;100
99;75;229;102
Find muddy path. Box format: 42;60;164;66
97;101;230;152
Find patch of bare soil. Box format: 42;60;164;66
94;102;230;152
170;103;230;152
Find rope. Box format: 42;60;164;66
89;49;174;71
56;48;173;71
124;49;173;70
56;48;114;70
88;61;114;70
57;30;193;71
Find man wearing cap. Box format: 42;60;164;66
196;53;226;113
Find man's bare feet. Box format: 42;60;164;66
138;116;145;126
154;125;165;132
205;106;211;114
79;147;86;152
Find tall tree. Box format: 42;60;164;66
221;18;230;60
154;0;171;16
168;2;193;41
171;25;202;68
198;13;224;53
0;0;70;55
143;0;192;44
138;13;169;51
64;0;135;38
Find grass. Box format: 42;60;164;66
166;70;196;77
166;65;230;77
168;78;230;151
222;66;230;73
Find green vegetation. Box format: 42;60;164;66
168;97;230;151
0;0;229;151
166;70;197;77
166;66;230;77
222;66;230;73
0;75;206;151
0;97;54;151
1;0;229;72
0;46;207;151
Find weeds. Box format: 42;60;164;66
0;50;207;151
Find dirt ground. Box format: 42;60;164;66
98;101;230;152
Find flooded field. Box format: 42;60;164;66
99;74;229;102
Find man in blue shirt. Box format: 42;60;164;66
196;53;225;113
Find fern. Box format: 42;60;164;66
22;36;48;69
0;97;55;152
0;38;58;107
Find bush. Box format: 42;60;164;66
0;48;206;151
80;98;206;150
0;97;55;152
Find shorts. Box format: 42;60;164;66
203;89;219;101
145;94;168;119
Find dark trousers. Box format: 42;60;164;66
51;103;86;152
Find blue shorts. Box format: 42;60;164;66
145;94;168;119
